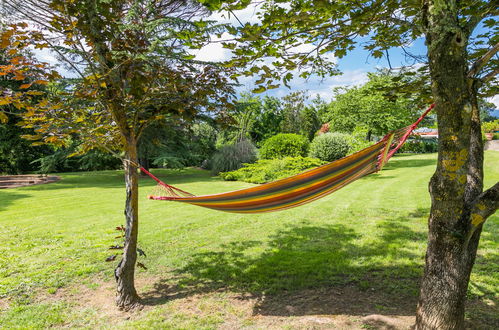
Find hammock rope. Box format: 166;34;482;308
144;104;435;213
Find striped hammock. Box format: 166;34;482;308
143;105;434;213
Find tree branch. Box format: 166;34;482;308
482;68;499;83
468;42;499;78
470;182;499;228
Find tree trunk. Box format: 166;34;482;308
114;138;141;310
416;221;483;329
415;2;483;328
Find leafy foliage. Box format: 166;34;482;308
280;91;306;134
259;133;309;159
250;96;284;145
220;156;326;184
325;72;422;138
199;0;497;101
0;113;52;174
77;149;122;171
2;2;235;153
345;126;375;154
211;139;257;174
309;132;351;162
0;23;61;125
138;119;217;170
31;144;121;173
299;105;321;141
399;138;438;154
482;119;499;133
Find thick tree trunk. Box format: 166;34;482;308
114;138;141;310
416;221;483;329
415;2;483;328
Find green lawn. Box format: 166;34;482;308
1;152;497;329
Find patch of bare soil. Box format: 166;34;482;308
38;276;158;322
34;276;496;329
247;286;416;329
0;297;10;311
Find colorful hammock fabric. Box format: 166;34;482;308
144;104;434;213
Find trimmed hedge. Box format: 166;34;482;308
259;133;309;159
309;132;351;162
220;156;326;184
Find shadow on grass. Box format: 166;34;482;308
0;190;32;211
384;155;436;170
141;210;431;318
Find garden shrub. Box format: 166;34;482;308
259;133;309;159
78;149;122;171
211;139;257;174
309;132;351;161
482;119;499;133
220;157;326;184
493;133;499;140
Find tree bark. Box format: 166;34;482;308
114;137;141;310
415;1;489;328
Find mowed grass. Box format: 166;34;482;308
0;152;497;328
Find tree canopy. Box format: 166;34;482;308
326;71;423;139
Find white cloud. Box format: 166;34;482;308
33;48;58;64
302;69;369;101
193;32;233;62
488;95;499;109
209;4;262;25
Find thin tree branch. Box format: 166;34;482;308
42;38;86;79
470;181;499;227
468;42;499;78
385;49;393;70
482;68;499;83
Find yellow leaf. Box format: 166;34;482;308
0;30;14;48
33;79;49;85
20;83;32;89
0;97;11;105
21;134;42;140
0;112;8;123
26;91;44;96
100;82;107;88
